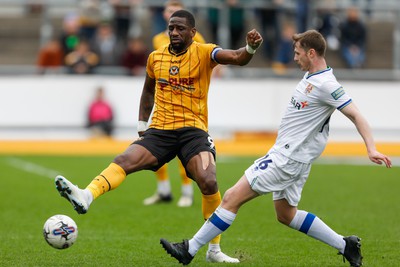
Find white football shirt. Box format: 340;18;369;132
272;67;352;163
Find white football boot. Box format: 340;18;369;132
177;195;193;207
143;192;173;205
206;250;240;263
55;175;90;214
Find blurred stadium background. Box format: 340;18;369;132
0;0;399;158
1;2;399;265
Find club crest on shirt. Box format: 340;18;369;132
169;66;179;75
304;83;313;95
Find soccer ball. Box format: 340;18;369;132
43;214;78;249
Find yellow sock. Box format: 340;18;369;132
179;161;192;185
86;163;126;199
155;164;169;181
202;191;221;244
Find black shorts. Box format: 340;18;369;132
133;127;216;174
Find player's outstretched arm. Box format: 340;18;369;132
341;102;392;168
215;29;263;66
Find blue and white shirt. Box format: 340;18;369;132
272;67;352;163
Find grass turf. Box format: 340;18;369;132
0;155;399;267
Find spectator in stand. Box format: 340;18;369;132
296;0;309;33
108;0;132;43
255;0;283;62
208;0;244;49
36;38;64;74
90;22;123;66
121;37;148;76
65;40;99;74
352;0;372;18
149;5;166;37
87;87;114;137
60;12;82;56
79;0;102;41
339;6;367;69
315;0;340;51
272;22;296;74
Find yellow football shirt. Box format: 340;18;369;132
146;42;219;131
152;31;206;50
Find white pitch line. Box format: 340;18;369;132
5;157;60;179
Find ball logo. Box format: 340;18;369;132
169;66;179;75
52;222;76;236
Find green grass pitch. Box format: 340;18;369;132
0;155;399;267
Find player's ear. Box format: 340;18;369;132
308;48;316;58
190;28;196;39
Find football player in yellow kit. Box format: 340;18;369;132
144;0;206;208
55;9;262;263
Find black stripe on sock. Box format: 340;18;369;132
100;175;112;191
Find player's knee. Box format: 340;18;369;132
220;188;241;213
276;213;292;226
276;214;287;225
220;191;233;209
113;154;130;171
221;187;234;204
196;174;218;195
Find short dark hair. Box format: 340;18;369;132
292;30;326;57
170;9;195;28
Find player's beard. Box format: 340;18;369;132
170;41;185;53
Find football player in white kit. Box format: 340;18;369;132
160;30;392;266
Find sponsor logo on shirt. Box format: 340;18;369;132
157;77;195;92
331;87;345;100
291;97;309;110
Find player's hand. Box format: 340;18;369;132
368;150;392;168
246;29;263;50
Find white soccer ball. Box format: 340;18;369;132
43;214;78;249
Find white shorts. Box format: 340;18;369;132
245;150;311;206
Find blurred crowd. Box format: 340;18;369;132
36;0;370;75
37;0;149;75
